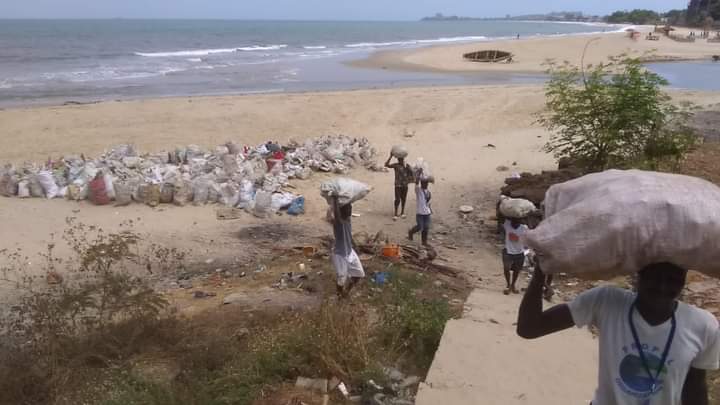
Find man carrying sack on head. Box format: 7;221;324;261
516;170;720;405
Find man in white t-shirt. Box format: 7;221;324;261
517;262;720;405
502;218;528;295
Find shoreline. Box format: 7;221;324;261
0;21;628;110
349;28;718;75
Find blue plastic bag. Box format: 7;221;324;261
287;196;305;216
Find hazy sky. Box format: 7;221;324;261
0;0;687;20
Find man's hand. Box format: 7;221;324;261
517;264;575;339
384;153;394;168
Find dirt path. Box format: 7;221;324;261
416;248;599;405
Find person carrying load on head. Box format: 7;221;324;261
407;169;432;246
502;217;528;295
517;170;720;405
385;146;413;221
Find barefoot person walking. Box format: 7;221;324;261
385;150;413;220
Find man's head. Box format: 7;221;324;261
636;262;687;309
420;180;429;190
510;217;523;228
339;203;352;220
398;157;405;165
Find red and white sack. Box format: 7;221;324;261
524;170;720;278
88;174;110;205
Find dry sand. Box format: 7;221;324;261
351;29;720;74
0;84;556;264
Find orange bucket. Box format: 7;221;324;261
303;246;317;257
382;244;401;258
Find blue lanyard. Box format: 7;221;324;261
628;300;677;393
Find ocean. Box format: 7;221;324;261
0;19;621;107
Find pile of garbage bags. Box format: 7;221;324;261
0;135;378;217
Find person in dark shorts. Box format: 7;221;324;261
385;152;413;220
502;217;528;295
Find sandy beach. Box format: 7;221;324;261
2;29;720;404
351;29;720;74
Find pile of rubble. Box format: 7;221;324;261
0;135;380;216
500;168;582;207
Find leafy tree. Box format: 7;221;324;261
687;0;720;25
606;9;662;24
538;53;697;172
665;9;687;25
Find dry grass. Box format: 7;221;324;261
0;220;470;405
678;142;720;185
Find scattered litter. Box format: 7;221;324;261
398;376;421;390
295;377;329;393
193;291;216;299
458;205;474;214
337;382;350;398
46;271;64;285
222;292;247;305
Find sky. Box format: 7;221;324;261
0;0;688;20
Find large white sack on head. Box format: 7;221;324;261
412;157;432;180
391;145;408;159
320;177;371;206
499;196;536;219
524;170;720;278
37;170;59;199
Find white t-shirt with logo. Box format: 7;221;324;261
503;220;528;255
568;286;720;405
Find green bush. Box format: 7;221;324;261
538;53;698;172
379;271;452;369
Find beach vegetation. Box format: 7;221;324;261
538;54;697;172
687;0;720;26
605;9;662;25
0;221;462;404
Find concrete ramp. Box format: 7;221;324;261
417;289;598;405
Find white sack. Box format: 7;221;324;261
320;177;371;206
524;169;720;278
391;145;409;159
499;196;536;219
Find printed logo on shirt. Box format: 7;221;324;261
615;342;672;400
508;232;520;242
